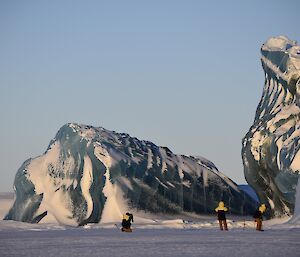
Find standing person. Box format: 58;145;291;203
253;204;266;231
121;212;134;232
215;201;228;231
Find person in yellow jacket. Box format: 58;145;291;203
121;212;134;232
253;204;266;231
215;201;228;231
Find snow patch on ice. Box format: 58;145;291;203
117;177;134;191
26;142;77;225
95;147;126;223
291;150;300;172
80;155;94;219
147;148;153;169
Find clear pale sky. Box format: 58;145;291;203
0;0;298;192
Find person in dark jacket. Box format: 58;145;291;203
215;201;228;231
253;204;266;231
121;212;134;232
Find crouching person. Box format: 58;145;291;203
253;204;266;231
215;201;228;231
121;212;134;232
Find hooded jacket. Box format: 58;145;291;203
215;201;228;220
259;204;266;213
253;204;266;219
122;213;134;229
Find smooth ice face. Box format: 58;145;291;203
242;36;300;217
6;123;257;225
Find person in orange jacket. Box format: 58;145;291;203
215;201;228;231
253;204;266;231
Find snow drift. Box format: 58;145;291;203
5;123;256;225
242;36;300;217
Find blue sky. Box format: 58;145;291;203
0;0;299;191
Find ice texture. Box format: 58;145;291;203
1;191;300;257
242;36;300;217
1;226;300;257
5;124;256;225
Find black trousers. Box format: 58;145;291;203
218;219;228;230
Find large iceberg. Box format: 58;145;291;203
6;123;256;225
242;36;300;217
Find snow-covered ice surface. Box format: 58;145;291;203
1;194;300;257
0;222;300;257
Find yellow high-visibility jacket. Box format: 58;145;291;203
215;201;228;212
123;214;130;221
259;204;266;213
